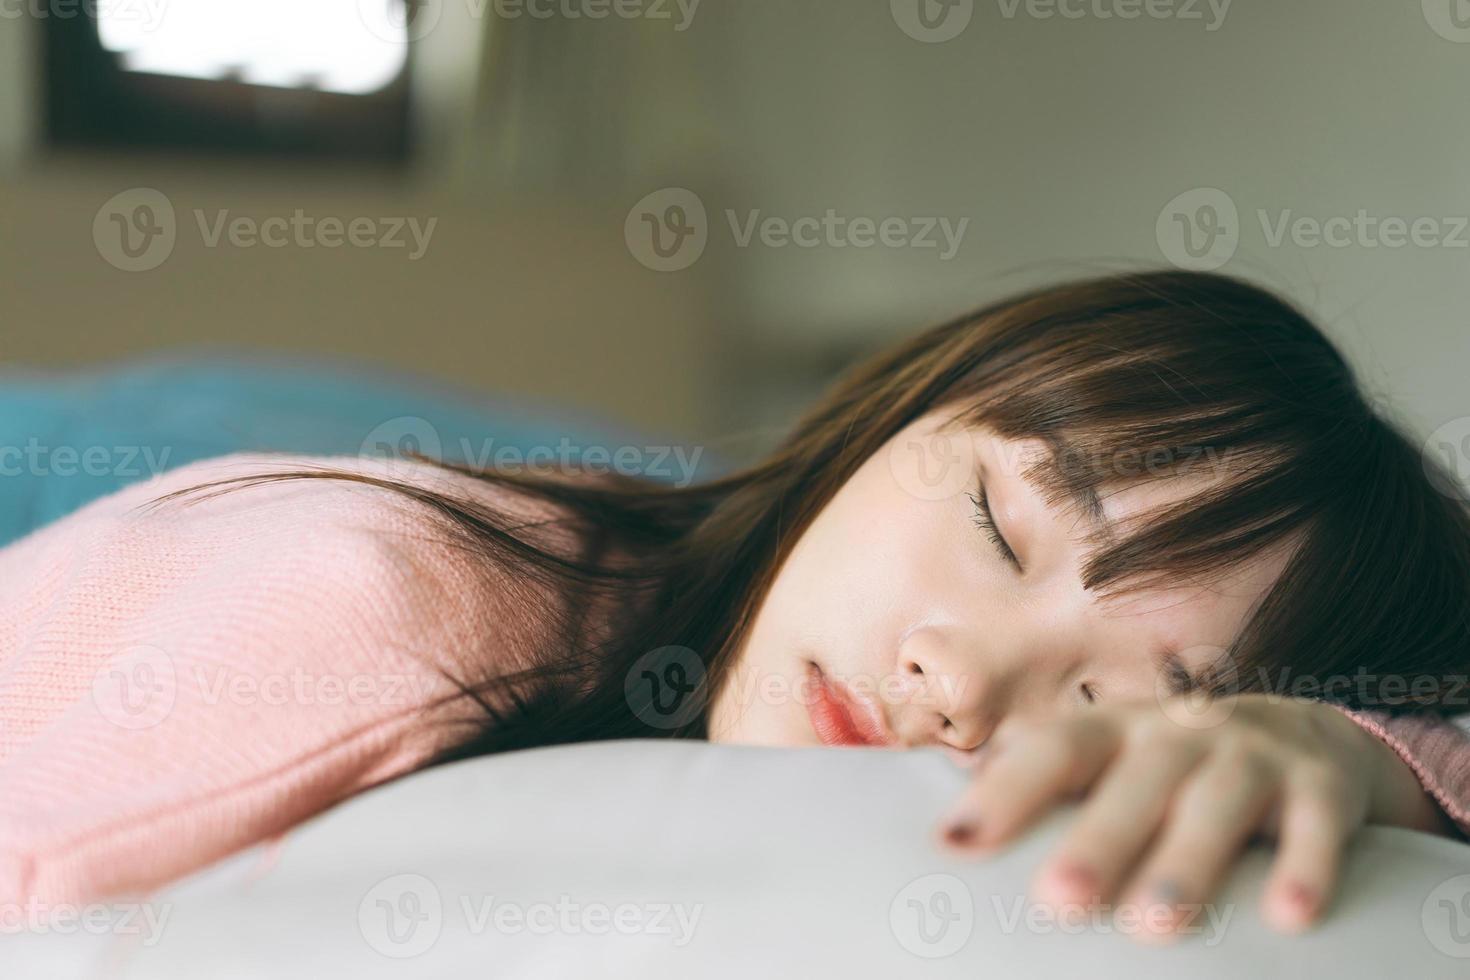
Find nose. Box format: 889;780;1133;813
890;627;1008;751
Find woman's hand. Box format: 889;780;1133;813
935;693;1452;942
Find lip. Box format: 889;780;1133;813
804;662;895;748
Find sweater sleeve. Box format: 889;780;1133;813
0;453;558;906
1338;707;1470;836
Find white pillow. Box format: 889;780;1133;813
16;740;1470;978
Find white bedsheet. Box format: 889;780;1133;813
14;740;1470;978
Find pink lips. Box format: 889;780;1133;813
804;662;894;748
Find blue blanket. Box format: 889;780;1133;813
0;355;695;547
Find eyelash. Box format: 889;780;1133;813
967;483;1021;569
968;479;1095;703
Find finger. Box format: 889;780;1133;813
1117;748;1280;943
1030;738;1206;913
1260;774;1355;934
938;716;1121;852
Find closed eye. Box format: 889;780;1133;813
968;481;1022;571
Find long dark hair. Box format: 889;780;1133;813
149;269;1470;764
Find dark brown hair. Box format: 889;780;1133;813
153;269;1470;762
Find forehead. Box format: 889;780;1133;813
1099;542;1290;637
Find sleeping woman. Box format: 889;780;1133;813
3;269;1468;942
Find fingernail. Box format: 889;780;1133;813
1055;861;1099;896
1144;880;1183;931
1151;879;1183;905
945;821;980;846
1274;881;1318;929
1282;881;1317;912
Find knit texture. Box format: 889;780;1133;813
1336;708;1470;835
0;452;566;905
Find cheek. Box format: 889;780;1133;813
756;461;977;661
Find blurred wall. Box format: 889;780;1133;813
462;2;1470;447
0;14;37;167
0;160;714;440
4;2;1469;460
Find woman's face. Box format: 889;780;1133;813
707;412;1290;758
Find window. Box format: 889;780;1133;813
45;0;416;162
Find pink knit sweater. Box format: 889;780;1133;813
1;453;1467;906
0;453;566;905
